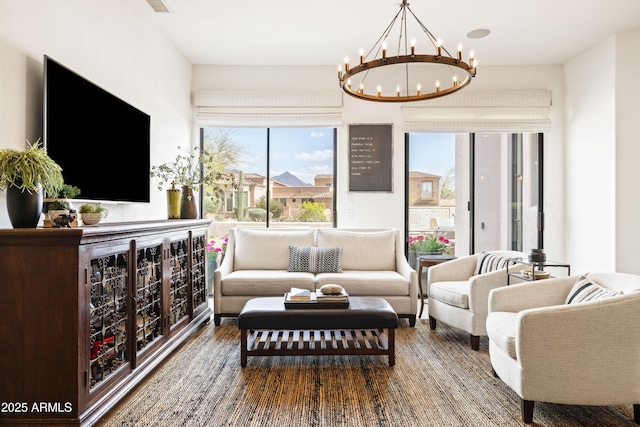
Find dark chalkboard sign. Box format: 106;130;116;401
349;124;393;192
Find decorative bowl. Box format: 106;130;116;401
522;270;550;280
81;212;104;226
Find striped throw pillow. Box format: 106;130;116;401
565;275;623;304
288;246;343;273
475;252;516;275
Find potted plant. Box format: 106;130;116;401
43;183;81;222
46;199;71;225
79;203;109;226
0;139;64;228
408;234;450;268
150;146;235;219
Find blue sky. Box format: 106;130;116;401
206;128;454;183
408;133;455;178
209;128;334;184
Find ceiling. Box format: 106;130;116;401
141;0;640;67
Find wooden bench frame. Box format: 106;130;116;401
240;327;395;366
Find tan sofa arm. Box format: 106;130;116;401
467;267;521;315
213;232;236;309
489;276;578;313
427;254;478;285
488;275;577;313
397;240;418;313
515;293;640;403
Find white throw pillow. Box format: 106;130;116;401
566;275;623;304
475;252;516;275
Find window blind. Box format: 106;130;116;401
193;89;343;127
401;89;552;132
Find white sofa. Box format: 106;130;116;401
486;272;640;423
213;227;418;326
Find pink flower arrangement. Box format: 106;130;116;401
207;237;228;261
409;234;449;253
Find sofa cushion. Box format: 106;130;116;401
429;280;469;309
316;270;410;296
288;245;343;273
475;252;516;275
316;229;396;271
233;228;315;270
486;311;518;359
565;275;623;304
221;270;315;296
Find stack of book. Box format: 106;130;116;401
287;287;312;301
316;288;349;303
284;286;350;309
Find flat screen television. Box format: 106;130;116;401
43;55;151;203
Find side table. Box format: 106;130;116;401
506;258;571;285
417;254;457;318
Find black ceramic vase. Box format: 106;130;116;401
180;186;198;219
6;183;43;228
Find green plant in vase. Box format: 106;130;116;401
79;203;109;226
0;139;64;228
150;146;236;219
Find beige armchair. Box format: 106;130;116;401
486;272;640;423
426;250;527;350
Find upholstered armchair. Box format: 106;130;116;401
426;250;527;350
486;273;640;424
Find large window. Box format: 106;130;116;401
200;127;336;251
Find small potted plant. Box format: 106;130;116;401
43;183;81;223
46;199;72;225
79;203;109;226
0;139;64;228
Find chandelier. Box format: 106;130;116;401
337;0;477;103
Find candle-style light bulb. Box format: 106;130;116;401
359;48;364;65
344;56;350;72
382;42;387;59
377;85;382;97
359;83;364;94
396;85;401;96
457;43;462;60
453;75;458;87
436;39;442;56
338;65;342;80
347;79;352;89
435;80;440;92
417;83;421;96
411;38;416;56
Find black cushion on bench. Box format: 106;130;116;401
238;297;398;330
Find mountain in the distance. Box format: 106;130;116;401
272;171;312;186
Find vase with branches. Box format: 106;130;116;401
150;146;236;219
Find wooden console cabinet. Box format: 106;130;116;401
0;219;212;426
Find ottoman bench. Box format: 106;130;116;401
238;296;399;366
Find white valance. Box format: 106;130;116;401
401;89;552;133
193;89;343;127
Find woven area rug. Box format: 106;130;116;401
97;316;635;427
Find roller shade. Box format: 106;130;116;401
401;89;552;132
194;89;343;127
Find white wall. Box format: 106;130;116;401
564;27;640;275
615;27;640;274
0;0;193;228
564;37;616;272
192;64;566;257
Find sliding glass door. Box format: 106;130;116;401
407;132;544;257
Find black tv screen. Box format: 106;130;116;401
43;55;151;203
